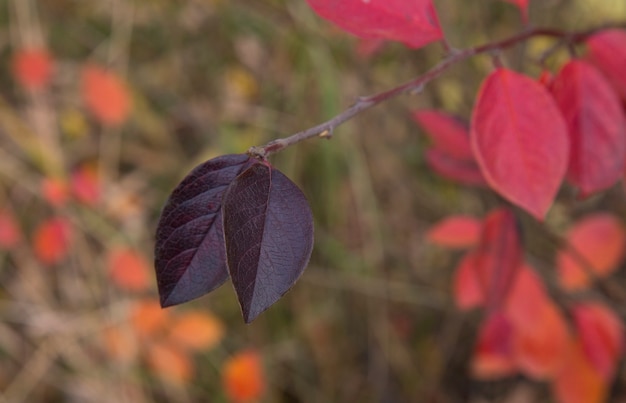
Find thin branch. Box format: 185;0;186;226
248;21;626;159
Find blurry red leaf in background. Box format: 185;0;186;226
551;60;626;197
304;0;443;49
504;265;551;328
11;48;54;91
81;64;131;126
424;149;487;186
471;68;569;220
103;325;139;364
557;213;625;291
427;215;482;248
146;341;193;384
587;29;626;101
222;350;266;403
108;247;151;292
33;217;72;265
553;339;608;403
131;299;171;339
513;298;570;379
453;252;485;310
572;302;624;381
471;312;516;379
41;177;69;207
0;208;22;249
71;164;100;206
412;110;473;160
168;311;225;351
474;208;522;310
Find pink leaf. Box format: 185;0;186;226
453;252;485;310
587;29;626;101
551;60;626;197
471;312;516;379
572;302;624;381
471;68;569;220
305;0;443;49
557;213;625;291
427;215;482;248
425;148;487;186
412;110;473;160
474;208;523;311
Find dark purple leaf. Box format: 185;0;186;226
223;163;314;323
154;154;253;307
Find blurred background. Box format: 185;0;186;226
0;0;626;402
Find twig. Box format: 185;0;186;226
248;22;626;160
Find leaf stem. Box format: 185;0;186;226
248;21;626;159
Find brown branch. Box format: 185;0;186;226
248;21;626;160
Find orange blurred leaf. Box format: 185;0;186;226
471;312;516;379
33;217;72;265
146;341;193;384
572;302;624;381
553;339;608;403
222;350;266;403
453;252;484;310
130;299;170;339
108;247;151;292
71;164;100;206
169;311;225;351
11;48;54;90
557;213;625;291
0;208;22;249
513;299;570;379
103;325;139;364
427;215;482;248
41;177;70;207
81;64;132;126
505;264;551;328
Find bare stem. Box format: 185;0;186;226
248;21;626;160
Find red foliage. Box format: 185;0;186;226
453;252;484;310
427;215;482;248
33;217;72;265
472;312;516;379
572;302;624;381
304;0;443;49
557;213;625;291
41;177;70;207
553;339;608;403
11;48;54;91
71;164;101;206
81;64;132;126
0;209;22;249
413;110;473;160
551;60;626;197
424;149;487;186
107;247;151;292
222;350;266;402
587;29;626;101
471;68;569;220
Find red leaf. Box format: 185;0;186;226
572;302;624;381
11;48;54;91
474;208;523;311
41;177;70;207
471;312;516;379
33;217;72;265
471;68;569;220
557;213;625;291
304;0;443;49
223;163;314;323
427;215;482;248
81;64;132;126
168;311;225;352
587;29;626;101
0;209;22;249
425;148;487;186
453;252;485;310
222;350;266;403
502;0;529;22
513;298;570;379
71;163;100;206
108;247;152;292
505;265;551;328
412;110;473;160
551;60;626;197
553;339;608;403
